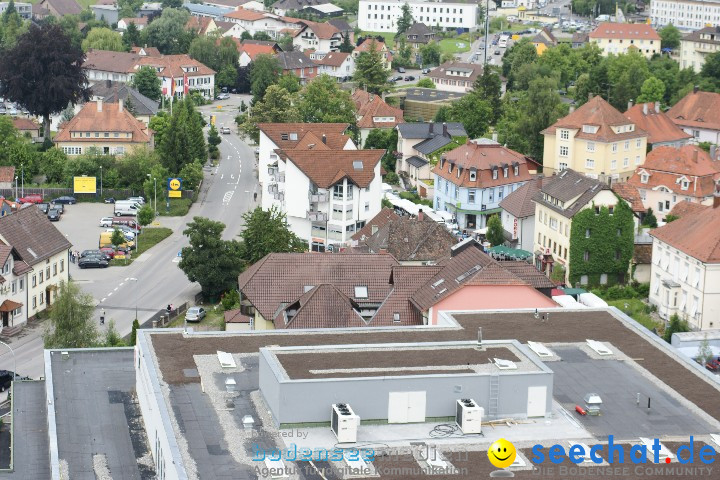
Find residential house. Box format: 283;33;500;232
434;138;536;230
624;101;692;150
611;182;651;282
54;99;154;156
499;176;544;252
12;118;42;143
236;41;278;67
0;167;14;189
427;61;482;93
0;242;31;334
130;46;161;57
184;15;218;35
679;26;720;73
276;51;317;83
310;51;354;80
396;87;466;123
271;0;327;16
350;207;399;244
532;168;634;286
138;2;162;18
648;192;720;330
353;38;392;71
541;95;648;182
223;309;252;331
236;245;556;330
404;22;435;49
84;49;143;84
627;145;720;220
117;17;149;30
0;206;72;321
292;20;343;52
327;17;353;41
206;0;264;10
0;199;18;217
33;0;81;18
90;3;119;24
0;2;31;19
666;200;710;219
667;88;720;145
136;54;216;100
532;27;557;55
571;31;588;48
358;0;479;33
396;122;467;185
222;8;300;38
89;81;159;127
588;22;660;59
352;89;404;146
356;212;458;264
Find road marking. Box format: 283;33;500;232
107;292;113;297
101;298;106;302
114;287;119;291
125;277;130;281
244;190;250;193
220;174;224;180
172;257;181;263
223;191;234;204
119;282;125;287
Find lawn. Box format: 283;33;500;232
159;197;192;217
167;305;225;331
110;227;172;267
439;38;471;54
607;298;661;332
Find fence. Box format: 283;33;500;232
125;302;189;341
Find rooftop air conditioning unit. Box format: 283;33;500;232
456;398;483;434
331;403;360;443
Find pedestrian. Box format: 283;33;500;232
100;309;105;325
69;251;74;264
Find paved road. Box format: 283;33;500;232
0;95;257;380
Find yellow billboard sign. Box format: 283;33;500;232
74;176;97;194
168;190;182;198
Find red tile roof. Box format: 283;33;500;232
12;118;40;131
542;95;647;142
237;41;276;60
0;166;15;183
258;123;350;150
352;90;405;129
54;101;151;144
667;90;720;132
667;200;710;219
313;51;350;67
135;54;215;78
611;182;645;213
499;177;544;218
185;16;212;34
224;8;267;21
351;207;399;241
224;309;252;323
624;102;692;145
274;284;367;329
650;203;720;263
299;19;340;40
589;22;660;40
276;149;383;188
121;17;149;26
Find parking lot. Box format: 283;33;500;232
51;202;125;254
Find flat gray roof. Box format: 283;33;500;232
49;349;154;479
3;381;50;479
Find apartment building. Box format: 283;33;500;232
433;138;536;230
0;242;30;334
292;20;343;52
589;22;661;59
624;102;692;150
679;26;720;72
649;193;720;330
650;0;720;31
542;95;648;183
627;145;720;220
427;61;482;93
358;0;478;32
396;122;467;185
667;88;720;145
352;89;404;146
0;1;32;18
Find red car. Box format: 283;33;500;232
112;217;142;231
18;194;43;204
99;247;116;259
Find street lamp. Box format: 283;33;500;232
0;340;17;381
100;165;103;199
14;176;17;201
20;163;24;198
128;278;139;320
147;174;157;215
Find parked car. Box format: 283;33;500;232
105;228;135;241
494;49;501;55
404;75;415;81
81;249;111;261
104;197;116;204
8;106;17;116
0;370;17;392
216;93;230;100
52;195;76;204
391;75;403;82
111;217;141;231
37;203;50;214
421;68;430;74
0;105;5;114
47;209;60;221
78;256;109;269
221;126;231;134
99;247;116;259
51;203;64;214
99;217;114;227
126;196;145;205
18;194;43;204
111;224;140;236
185;307;206;322
397;67;406;73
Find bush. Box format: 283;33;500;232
384;171;399;185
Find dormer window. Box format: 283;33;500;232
492;168;498;180
456;167;461;178
560;129;569;140
448;163;453;173
354;286;368;298
582;125;598;134
503;167;508;178
513;165;519;176
469;169;477;181
641;173;649;183
681;180;689;190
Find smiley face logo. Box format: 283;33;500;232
488;438;516;469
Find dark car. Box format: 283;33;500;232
79;256;109;269
421;68;430;74
47;209;60;221
104;197;116;204
37;203;50;214
404;75;415;81
397;67;406;73
0;370;16;392
494;49;501;55
51;203;64;214
81;250;111;261
52;195;76;204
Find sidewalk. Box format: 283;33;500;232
0;317;45;349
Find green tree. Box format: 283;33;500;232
179;217;244;299
659;24;681;50
130;318;140;346
394;36;413;68
473;67;503;124
447;93;492;139
143;8;192;54
636;76;666;103
43;281;100;348
81;27;124;52
217;64;238;89
0;24;89;138
137;204;155;226
207;124;221;149
277;73;301;94
250;54;281;101
550;264;566;284
178;161;204;191
419;40;441;66
697;334;713;364
241;85;300;142
253;31;272;41
503;39;538;89
111;229;126;250
486;214;504;246
396;2;414;37
416;77;435;88
103;320;127;347
353;40;388;93
339;33;354;53
157;99;206;172
663;313;690;342
700;51;720;88
606;51;650;110
297;74;356;123
123;21;141;49
132;65;162;101
643;208;658;228
363;127;398;172
238;206;307;264
221;289;240;311
188;35;216;69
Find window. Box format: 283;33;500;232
635;155;641;165
333;184;344;199
514;165;519;176
585;228;591;238
503;167;508;177
694;267;701;287
32;275;36;287
39;294;44;305
39;271;44;283
60;259;64;273
559;162;568;171
580;275;589;285
586;142;595;152
600;273;608;285
624;140;630;151
641;173;649;183
32;296;36;308
611;159;617;170
615;250;621;260
609;206;614;215
560;146;569;156
584;251;590;261
681;180;689;190
354;286;368;298
549;218;558;230
586;159;595;169
365;202;369;212
11;281;16;294
468;189;476;203
492;168;498;180
488;189;494;203
498;187;504;200
393;313;401;323
612;143;618;153
623;157;629;167
19;278;23;291
469;169;477;181
560;129;569;140
46;266;50;279
636;139;642;148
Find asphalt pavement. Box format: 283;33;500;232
0;94;257;381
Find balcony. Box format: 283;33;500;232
273;192;285;202
268;183;278;194
310;192;328;203
307;211;328;222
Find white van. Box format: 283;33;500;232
127;196;145;205
115;200;141;209
114;204;139;216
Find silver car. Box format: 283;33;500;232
185;307;206;322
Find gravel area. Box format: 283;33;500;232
92;454;111;480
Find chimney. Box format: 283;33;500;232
642;103;648;115
429;123;434;134
321;134;327;144
715;182;720;209
96;99;103;112
418;208;424;221
655;101;660;113
119;98;124;113
569;106;575;113
693;148;699;163
492;132;498;142
105;79;112;89
442;122;448;137
694;85;700;94
536;175;543;188
628;99;634;111
711;144;717;161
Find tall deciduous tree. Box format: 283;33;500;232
297;74;356;124
419;40;441;66
144;8;192;54
82;27;125;52
447;93;492;138
157;99;206;172
0;24;89;138
241;85;300;142
44;281;100;348
132;65;162;101
123;22;141;49
353;41;388;93
486;215;505;246
700;51;720;89
238;207;307;264
659;24;681;50
250;54;281;101
636;76;666;103
179;217;244;299
473;67;503;124
396;2;414;37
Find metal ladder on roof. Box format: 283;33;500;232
489;372;500;418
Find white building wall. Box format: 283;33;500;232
502;211;535;253
676;125;720;145
358;0;478;32
27;251;69;318
0;256;28;331
651;0;720;31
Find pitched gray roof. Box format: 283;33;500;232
406;155;429;168
405;22;433;43
0;206;72;266
277;51;315;70
531;169;610;219
90;82;159;117
499;177;543;218
414;135;453;155
327;18;352;32
397;122;466;139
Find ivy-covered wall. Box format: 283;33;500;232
568;200;635;287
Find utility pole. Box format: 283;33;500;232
21;163;24;198
483;0;490;66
